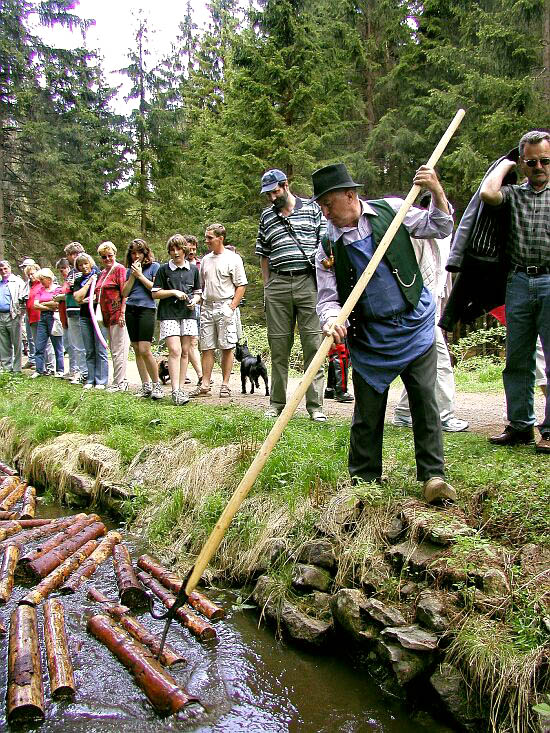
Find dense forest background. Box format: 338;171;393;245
1;0;549;319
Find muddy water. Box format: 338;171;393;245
0;505;452;733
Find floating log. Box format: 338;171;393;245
19;539;98;607
0;519;52;528
87;586;186;668
43;599;75;699
25;521;106;580
136;571;216;640
112;543;148;609
0;511;18;520
137;554;225;620
0;476;20;504
87;614;198;714
60;531;121;594
0;521;23;542
18;513;93;568
0;544;20;604
0;461;16;475
19;485;36;519
7;605;45;723
0;481;28;512
0;514;84;553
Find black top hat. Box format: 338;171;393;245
310;163;361;202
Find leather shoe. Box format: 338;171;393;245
536;433;550;454
489;426;534;446
335;391;354;403
423;477;457;505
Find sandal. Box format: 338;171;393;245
219;384;231;398
189;385;211;398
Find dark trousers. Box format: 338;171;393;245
349;341;444;483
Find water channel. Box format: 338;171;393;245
0;502;455;733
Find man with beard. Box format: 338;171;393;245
255;169;327;421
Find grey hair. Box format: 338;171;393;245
0;260;10;268
519;130;550;157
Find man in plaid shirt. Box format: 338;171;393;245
481;130;550;453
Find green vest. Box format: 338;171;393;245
321;199;423;309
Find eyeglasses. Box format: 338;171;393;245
100;254;114;260
523;157;550;167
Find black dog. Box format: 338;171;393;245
158;359;170;385
235;342;269;396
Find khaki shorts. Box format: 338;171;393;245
200;301;238;351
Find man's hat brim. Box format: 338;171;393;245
309;180;361;202
309;163;362;202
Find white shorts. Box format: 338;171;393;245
200;301;238;351
159;318;198;341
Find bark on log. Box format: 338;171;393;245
19;485;36;519
7;605;45;723
0;511;18;520
87;586;186;668
0;481;28;512
0;514;85;553
0;519;51;528
18;513;93;568
0;544;19;604
0;476;20;502
43;598;75;699
60;531;121;594
87;614;198;714
0;460;16;475
25;520;106;581
0;617;5;635
112;543;148;609
0;521;23;541
19;539;98;607
137;554;225;620
136;571;216;640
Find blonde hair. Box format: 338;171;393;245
75;253;95;270
36;268;55;282
205;223;226;240
97;241;117;257
24;264;39;278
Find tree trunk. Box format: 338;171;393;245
0;518;52;527
112;542;148;609
20;485;36;519
137;554;225;619
0;481;28;511
0;511;18;520
0;477;21;504
87;614;199;714
43;598;75;699
25;521;106;581
7;605;45;723
0;521;23;542
0;544;20;603
0;515;83;553
60;530;121;594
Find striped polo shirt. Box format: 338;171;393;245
255;197;326;272
500;182;550;266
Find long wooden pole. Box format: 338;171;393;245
181;110;465;600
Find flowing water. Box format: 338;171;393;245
0;505;454;733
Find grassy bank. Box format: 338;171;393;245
0;372;548;731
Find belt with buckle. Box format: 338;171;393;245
512;265;550;276
275;268;310;276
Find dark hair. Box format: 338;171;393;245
125;238;154;268
55;257;70;269
183;235;198;247
166;234;190;255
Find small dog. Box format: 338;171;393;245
158;359;170;385
235;342;269;396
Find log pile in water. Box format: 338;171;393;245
0;461;16;475
0;521;23;542
136;571;217;640
0;511;18;520
0;476;20;503
87;614;199;715
60;530;121;594
0;544;19;604
0;518;53;528
20;485;36;519
0;514;85;553
18;513;98;570
112;543;149;609
0;481;28;511
43;599;75;699
7;605;45;723
137;554;225;620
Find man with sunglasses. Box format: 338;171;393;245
481;129;550;454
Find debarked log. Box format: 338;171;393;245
60;531;121;594
0;482;28;511
87;586;186;668
0;477;20;503
7;605;45;723
0;544;20;604
136;571;216;640
20;485;36;519
0;521;23;542
0;511;18;520
0;515;84;553
43;598;75;699
137;554;225;620
87;614;198;715
112;543;148;609
19;539;98;607
0;461;17;476
19;513;98;568
0;518;52;528
25;521;106;581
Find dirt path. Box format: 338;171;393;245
122;360;546;438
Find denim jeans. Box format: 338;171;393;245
25;313;35;363
79;316;108;385
504;272;550;434
30;321;54;372
67;315;87;376
35;313;64;374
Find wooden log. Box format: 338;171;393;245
43;599;75;699
19;539;98;607
0;481;28;511
0;519;51;528
7;605;45;723
0;544;20;604
87;586;186;668
0;617;5;635
60;531;121;594
18;513;93;567
87;614;198;714
0;520;23;541
112;543;148;609
26;521;106;580
136;571;216;640
0;511;18;520
137;554;225;620
0;461;17;475
19;485;36;519
0;476;20;504
0;514;84;553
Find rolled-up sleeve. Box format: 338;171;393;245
386;198;454;239
315;246;343;327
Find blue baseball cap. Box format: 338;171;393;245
260;169;287;194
